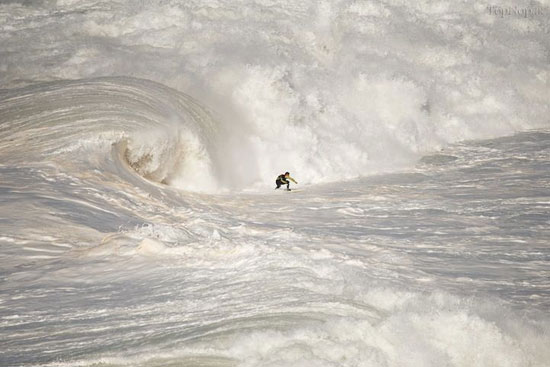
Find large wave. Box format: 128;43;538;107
1;0;548;192
1;2;549;365
0;77;221;192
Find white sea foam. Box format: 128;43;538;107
1;1;549;366
1;0;548;192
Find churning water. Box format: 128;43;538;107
1;1;549;366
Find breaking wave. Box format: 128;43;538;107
1;0;548;192
0;77;223;192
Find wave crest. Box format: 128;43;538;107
0;77;220;192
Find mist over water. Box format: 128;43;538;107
1;1;549;366
1;0;548;191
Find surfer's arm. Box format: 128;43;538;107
288;176;297;184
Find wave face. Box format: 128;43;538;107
1;1;549;367
0;77;221;192
1;0;548;191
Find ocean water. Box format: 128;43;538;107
1;1;549;366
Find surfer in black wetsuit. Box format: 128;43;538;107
275;172;297;190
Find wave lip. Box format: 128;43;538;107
0;76;221;192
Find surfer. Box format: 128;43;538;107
275;172;298;191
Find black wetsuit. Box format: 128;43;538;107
275;174;290;189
